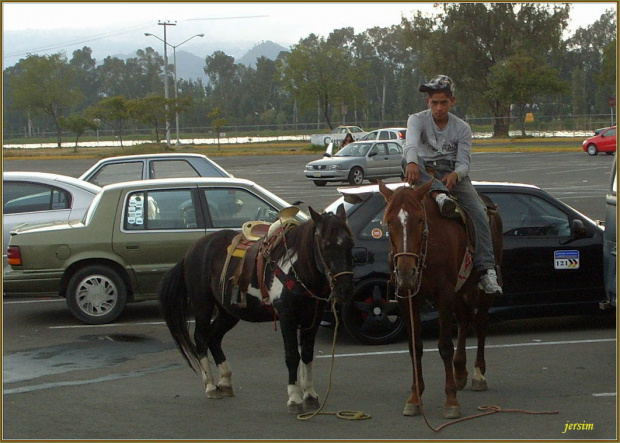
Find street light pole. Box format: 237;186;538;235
145;30;203;146
171;34;204;145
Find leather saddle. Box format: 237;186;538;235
219;207;300;308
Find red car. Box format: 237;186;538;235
583;126;616;155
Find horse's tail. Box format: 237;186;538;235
158;259;201;372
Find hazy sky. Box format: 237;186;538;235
2;1;616;48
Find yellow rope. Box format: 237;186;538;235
296;299;371;421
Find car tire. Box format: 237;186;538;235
341;277;406;345
313;180;327;187
348;167;364;185
66;265;128;325
587;144;598;156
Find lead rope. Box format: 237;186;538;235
405;289;558;432
297;298;371;421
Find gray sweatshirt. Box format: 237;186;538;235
403;109;472;182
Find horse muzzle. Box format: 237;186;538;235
329;271;354;303
393;252;421;292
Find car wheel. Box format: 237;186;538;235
66;265;128;325
341;278;406;345
313;180;327;187
348;167;364;185
587;144;598;156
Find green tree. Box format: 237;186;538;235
10;53;83;147
87;96;130;147
204;51;238;117
208;107;227;150
278;33;357;129
486;53;569;136
402;3;570;137
127;96;175;144
59;114;99;151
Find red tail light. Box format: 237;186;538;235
7;246;22;266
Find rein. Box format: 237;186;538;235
282;225;354;302
394;198;430;299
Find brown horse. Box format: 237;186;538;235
378;179;503;419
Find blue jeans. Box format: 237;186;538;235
416;159;496;271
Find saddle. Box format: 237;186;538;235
219;207;300;308
425;164;499;292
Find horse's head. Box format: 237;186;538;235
309;204;355;304
378;179;433;292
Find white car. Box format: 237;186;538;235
3;172;101;267
360;127;407;145
310;125;367;146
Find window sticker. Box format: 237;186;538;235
371;228;383;239
554;250;579;269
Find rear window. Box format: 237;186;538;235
3;182;71;214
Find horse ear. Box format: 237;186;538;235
309;206;322;224
336;203;347;221
378;180;393;202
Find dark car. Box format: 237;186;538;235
583;126;616;156
323;181;606;345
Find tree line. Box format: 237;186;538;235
3;3;616;147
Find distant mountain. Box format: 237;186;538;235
3;29;289;84
237;41;288;68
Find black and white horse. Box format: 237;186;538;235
158;205;354;413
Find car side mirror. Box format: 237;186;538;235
561;219;590;245
352;247;368;265
368;151;377;158
571;219;587;238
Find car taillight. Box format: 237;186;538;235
7;246;22;266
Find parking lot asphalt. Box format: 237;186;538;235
2;150;617;440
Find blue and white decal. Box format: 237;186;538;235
554;250;580;269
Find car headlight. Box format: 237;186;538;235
327;164;344;170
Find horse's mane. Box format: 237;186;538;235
270;213;351;288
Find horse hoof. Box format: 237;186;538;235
303;396;320;411
403;403;421;416
218;385;235;397
288;403;304;414
472;379;488;391
455;376;468;390
444;405;461;419
206;388;223;399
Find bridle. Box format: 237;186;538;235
282;222;354;302
391;198;430;298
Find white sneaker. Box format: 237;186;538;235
479;269;502;294
435;193;458;218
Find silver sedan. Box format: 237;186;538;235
304;141;405;186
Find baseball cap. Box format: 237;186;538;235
419;75;455;95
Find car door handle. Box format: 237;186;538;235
126;245;139;250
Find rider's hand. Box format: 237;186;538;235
404;163;420;186
441;171;458;191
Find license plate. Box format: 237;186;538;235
313;172;322;177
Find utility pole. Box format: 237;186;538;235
159;20;176;147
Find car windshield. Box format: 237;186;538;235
335;143;371;157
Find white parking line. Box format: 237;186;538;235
315;338;616;358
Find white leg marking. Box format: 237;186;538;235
217;361;232;388
287;383;303;407
473;367;486;382
300;362;318;399
200;356;219;396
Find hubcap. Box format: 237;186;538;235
76;275;117;316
